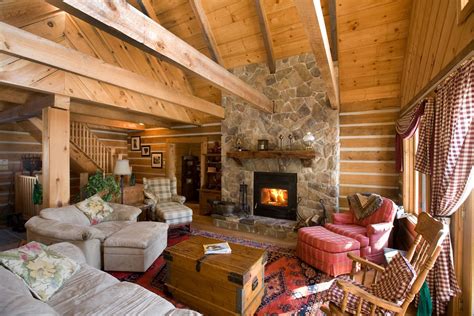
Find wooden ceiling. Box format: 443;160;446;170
0;0;414;130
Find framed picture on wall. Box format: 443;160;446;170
131;136;141;151
141;145;150;157
151;152;163;169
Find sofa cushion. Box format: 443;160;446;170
144;177;172;202
156;202;193;220
65;282;175;315
104;222;169;249
325;223;369;248
76;194;114;225
0;241;79;301
0;286;59;316
40;205;90;226
47;263;119;313
93;221;133;239
298;226;360;253
0;266;31;296
371;253;417;304
354;198;396;227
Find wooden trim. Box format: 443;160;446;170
189;0;224;66
401;40;474;114
0;22;225;119
47;0;273;113
294;0;339;110
255;0;276;73
70;113;146;130
0;94;69;124
136;0;160;23
327;0;338;61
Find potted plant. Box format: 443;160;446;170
83;171;120;202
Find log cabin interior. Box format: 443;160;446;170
0;0;472;315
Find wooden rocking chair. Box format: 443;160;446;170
321;212;448;315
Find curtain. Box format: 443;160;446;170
415;58;473;315
395;101;426;172
415;97;434;174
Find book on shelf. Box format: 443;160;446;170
203;242;231;255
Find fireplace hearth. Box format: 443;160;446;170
253;172;297;220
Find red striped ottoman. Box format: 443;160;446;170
296;226;360;276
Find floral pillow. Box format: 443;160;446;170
76;194;114;225
0;241;79;301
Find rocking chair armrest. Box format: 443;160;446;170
336;280;403;313
347;253;385;273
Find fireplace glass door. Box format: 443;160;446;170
260;188;288;207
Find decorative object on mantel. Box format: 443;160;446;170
235;136;244;151
226;150;316;167
21;154;42;176
257;139;269;151
278;134;284;150
287;134;293;150
302;132;316;150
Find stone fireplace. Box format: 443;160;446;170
253;172;297;220
221;53;339;224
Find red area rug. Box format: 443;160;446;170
110;228;330;315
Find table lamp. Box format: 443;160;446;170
114;159;131;204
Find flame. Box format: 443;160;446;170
261;188;288;207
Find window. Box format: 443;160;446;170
402;130;430;215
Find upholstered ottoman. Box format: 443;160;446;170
155;202;193;226
296;226;360;276
104;221;169;272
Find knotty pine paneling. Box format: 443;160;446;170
400;0;474;108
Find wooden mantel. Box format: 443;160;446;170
226;150;317;167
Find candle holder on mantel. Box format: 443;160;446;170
302;132;316;150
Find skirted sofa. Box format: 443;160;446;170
25;203;168;271
0;242;200;315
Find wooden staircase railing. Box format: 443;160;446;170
70;121;113;173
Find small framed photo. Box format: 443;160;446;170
151;152;163;169
131;136;141;151
141;145;150;157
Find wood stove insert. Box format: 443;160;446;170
253;172;297;220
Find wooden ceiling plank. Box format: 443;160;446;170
0;22;225;119
255;0;276;73
70;113;146;130
47;0;272;113
0;94;69;124
189;0;225;66
294;0;339;109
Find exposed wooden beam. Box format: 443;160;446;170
255;0;276;74
0;86;31;104
0;94;69;124
327;0;338;62
136;0;160;23
47;0;273;113
0;22;225;119
69;102;171;128
189;0;224;66
71;113;146;130
294;0;339;110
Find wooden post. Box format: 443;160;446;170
166;143;176;179
200;140;208;189
42;99;70;208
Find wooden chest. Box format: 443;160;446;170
164;236;267;316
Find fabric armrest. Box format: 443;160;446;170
108;203;141;221
47;242;87;264
367;222;393;235
332;212;354;225
144;199;156;207
172;195;186;204
25;217;105;241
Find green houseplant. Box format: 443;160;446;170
83;171;120;202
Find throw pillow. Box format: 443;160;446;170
144;189;158;204
371;252;417;304
0;241;79;301
76;194;114;225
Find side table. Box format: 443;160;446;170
131;203;154;221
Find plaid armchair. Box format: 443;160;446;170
325;197;397;264
143;177;193;226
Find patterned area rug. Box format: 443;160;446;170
110;228;331;315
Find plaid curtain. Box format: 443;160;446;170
395;101;426;172
415;97;435;174
415;58;473;315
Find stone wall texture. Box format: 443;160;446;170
221;53;339;220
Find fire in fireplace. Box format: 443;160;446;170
261;188;288;207
254;172;297;220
